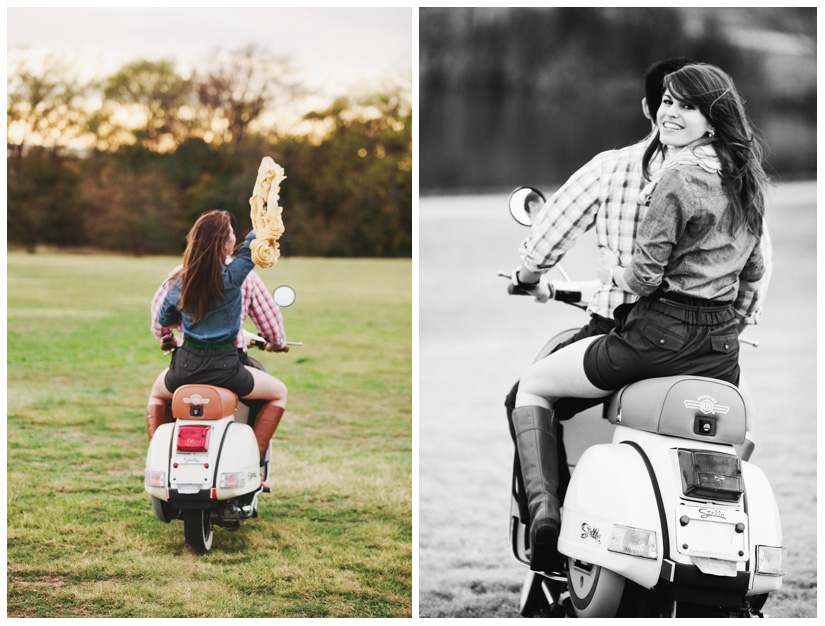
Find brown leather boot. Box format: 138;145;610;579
146;401;169;442
253;402;285;459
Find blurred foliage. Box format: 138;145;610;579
420;7;816;190
7;46;411;257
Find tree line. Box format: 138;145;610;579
7;46;411;257
419;8;816;190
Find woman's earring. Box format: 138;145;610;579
708;128;716;137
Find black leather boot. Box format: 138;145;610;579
512;404;562;572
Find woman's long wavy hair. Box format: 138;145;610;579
643;63;769;236
172;210;235;323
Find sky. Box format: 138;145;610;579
7;7;412;127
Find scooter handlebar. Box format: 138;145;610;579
500;270;592;302
242;329;301;350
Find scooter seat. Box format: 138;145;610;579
172;384;239;420
605;375;747;445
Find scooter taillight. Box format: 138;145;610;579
678;450;743;502
177;425;211;452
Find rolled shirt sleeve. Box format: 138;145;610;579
734;219;771;324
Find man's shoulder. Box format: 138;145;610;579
244;269;264;284
242;270;268;295
596;139;648;163
582;140;648;184
163;265;183;287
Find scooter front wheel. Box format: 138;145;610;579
567;559;625;618
183;509;214;554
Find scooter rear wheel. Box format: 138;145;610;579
567;559;625;618
183;509;213;554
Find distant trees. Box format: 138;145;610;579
7;46;411;257
7;53;90;158
194;45;303;147
419;7;816;189
100;59;192;151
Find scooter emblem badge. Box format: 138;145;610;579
684;394;729;415
581;523;601;542
183;394;211;406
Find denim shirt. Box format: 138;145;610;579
158;230;257;345
625;166;764;302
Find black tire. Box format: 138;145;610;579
183;509;213;554
567;559;625;618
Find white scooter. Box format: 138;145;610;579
144;285;300;554
505;188;784;618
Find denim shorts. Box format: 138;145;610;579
165;343;255;397
583;295;740;391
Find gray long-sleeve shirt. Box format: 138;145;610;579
625;166;764;303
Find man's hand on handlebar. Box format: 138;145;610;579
160;333;178;352
265;342;290;353
509;266;551;303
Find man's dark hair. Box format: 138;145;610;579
644;57;696;118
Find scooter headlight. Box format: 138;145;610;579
219;472;246;489
145;469;165;488
608;524;658;560
756;546;785;576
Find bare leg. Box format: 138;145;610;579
513;335;611;571
146;368;173;441
149;368;174;401
515;336;611;408
241;366;288;408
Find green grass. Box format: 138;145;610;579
7;251;412;618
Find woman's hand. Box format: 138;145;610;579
596;248;620;284
265;342;289;353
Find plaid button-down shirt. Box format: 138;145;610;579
150;261;286;350
519;138;768;324
520;139;656;320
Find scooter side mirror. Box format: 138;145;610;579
508;186;546;227
273;285;296;307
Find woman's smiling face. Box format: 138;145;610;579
657;87;711;148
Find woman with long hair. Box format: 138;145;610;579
146;210;288;461
509;63;769;571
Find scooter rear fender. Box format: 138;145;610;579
144;418;261;502
558;442;663;589
145;422;175;500
214;421;262;499
742;461;784;594
561;426;784;595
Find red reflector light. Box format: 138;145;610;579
177;425;211;452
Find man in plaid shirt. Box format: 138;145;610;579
150;259;288;355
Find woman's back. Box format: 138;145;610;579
160;230;257;346
627;165;764;302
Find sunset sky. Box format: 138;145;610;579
7;7;412;129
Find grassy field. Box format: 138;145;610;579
7;252;411;618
